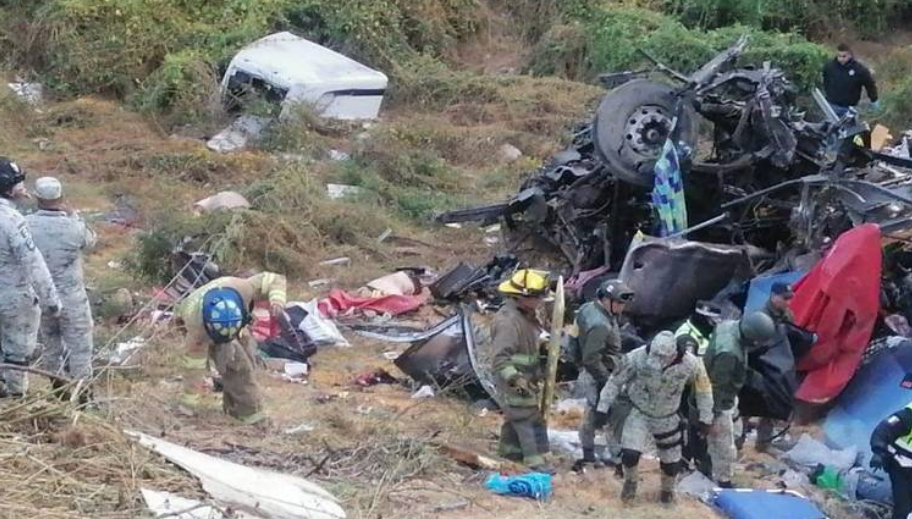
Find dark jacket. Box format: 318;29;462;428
822;58;878;107
872;403;912;467
575;301;621;388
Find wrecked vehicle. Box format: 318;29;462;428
439;35;912;307
222;31;388;120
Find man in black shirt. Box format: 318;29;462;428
822;43;880;118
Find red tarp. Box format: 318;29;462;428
318;289;427;318
791;224;882;404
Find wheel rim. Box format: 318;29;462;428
624;106;672;158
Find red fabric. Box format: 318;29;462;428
250;301;279;342
318;289;427;317
791;224;882;404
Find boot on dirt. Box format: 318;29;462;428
620;480;637;504
659;474;676;506
573;448;605;472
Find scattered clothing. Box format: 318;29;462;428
318;289;427;318
485;472;553;501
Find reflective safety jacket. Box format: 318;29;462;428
492;299;544;408
180;272;287;347
872;401;912;468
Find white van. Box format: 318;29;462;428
221;32;388;120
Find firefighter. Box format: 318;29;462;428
492;269;553;473
870;401;912;519
177;272;286;424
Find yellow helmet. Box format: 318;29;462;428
498;269;551;297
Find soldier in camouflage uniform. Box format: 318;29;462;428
573;279;634;472
598;331;714;505
27;177;97;394
0;159;60;397
491;269;553;473
703;312;777;486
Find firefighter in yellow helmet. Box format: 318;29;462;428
492;269;554;473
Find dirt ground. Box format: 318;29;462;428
0;61;866;519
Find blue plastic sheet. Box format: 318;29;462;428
485;472;553;501
714;489;825;519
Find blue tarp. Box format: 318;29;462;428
744;271;805;314
824;342;912;463
714;489;826;519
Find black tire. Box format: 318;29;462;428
593;80;697;187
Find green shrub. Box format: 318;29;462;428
534;6;828;91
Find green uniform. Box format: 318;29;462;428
703;320;748;482
492;299;549;466
574;301;623;456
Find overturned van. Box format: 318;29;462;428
221;32;388;120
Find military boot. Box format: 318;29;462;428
573;448;605;472
660;474;676;506
621;465;638;504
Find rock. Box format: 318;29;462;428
8;82;44;105
498;144;523;163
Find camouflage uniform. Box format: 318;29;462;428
574;301;623;461
599;338;714;500
703;320;749;483
27;210;97;380
179;272;286;423
0;198;60;395
492;299;549;467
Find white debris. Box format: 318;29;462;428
444;223;462;229
548;429;608;460
129;431;346;519
785;434;859;472
282;362;309;383
328;149;350;161
193;191;251;213
677;471;716;502
483;236;499;246
498;144;523;163
291;300;350;347
206;115;270;153
382;351;400;361
308;278;335;288
411;385;435;399
326;184;363;200
107;260;124;270
376;228;393;243
108;337;147;366
141;488;225;519
284;422;316;435
319;257;351;267
8;82;44;105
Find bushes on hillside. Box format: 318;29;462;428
530;6;829;91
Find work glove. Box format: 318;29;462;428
869;452;886;471
593;410;609;429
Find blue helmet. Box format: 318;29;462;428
202;287;247;344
